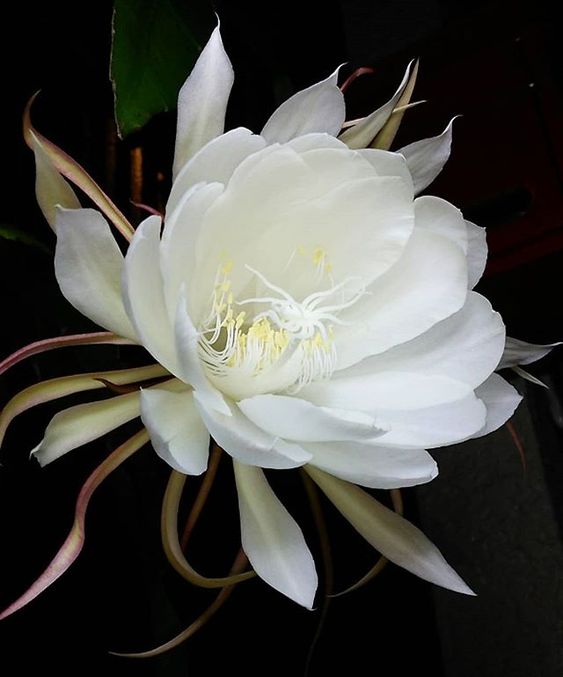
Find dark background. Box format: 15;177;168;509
1;1;563;675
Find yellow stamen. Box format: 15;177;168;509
221;259;234;275
312;247;326;266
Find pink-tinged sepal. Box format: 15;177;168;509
0;429;149;621
24;95;135;240
339;60;418;149
0;332;133;378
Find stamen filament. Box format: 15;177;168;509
196;259;366;393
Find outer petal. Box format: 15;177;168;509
238;394;386;442
399;119;455;194
466;220;488;288
0;364;166;447
54;207;137;341
339;61;414;149
193;393;312;469
371;61;419;151
0;429;149;622
24;99;134;241
261;68;345;143
173;25;234;178
32;391;141;466
471;373;522;437
140;385;209;475
511;366;548;388
306;466;474;595
122;215;180;375
341;293;505;390
233;461;317;608
167;128;265;214
306;442;437;489
0;332;132;378
335;229;468;368
498;337;560;369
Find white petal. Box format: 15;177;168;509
234;461;317;608
375;390;487;448
189;146;414;322
122;215;180;375
306;442;437;489
32;391;140;466
341;293;505;390
335;229;468;368
414;195;467;254
238;394;386;442
193;393;312;469
302;372;474;411
173;25;234;178
399;118;455;194
339;61;414;149
298;146;386;188
174;292;230;415
466;220;488;288
499;336;560;369
306;466;474;595
167;128;265;214
140;385;209;475
297;144;414;199
54;207;137;341
256;175;413;299
285;132;346;152
161;182;224;321
472;373;522;437
357;148;414;194
305;367;489;449
261;68;345;143
185;144;313;322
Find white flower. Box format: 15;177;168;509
26;26;527;608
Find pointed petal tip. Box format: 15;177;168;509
332;62;348;81
30;441;45;465
234;462;318;606
297;589;317;610
31;442;55;468
269;569;317;609
274;571;318;609
407;58;419;75
261;65;346;143
451;576;477;596
173;20;234;176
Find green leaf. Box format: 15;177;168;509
0;224;51;253
111;0;212;138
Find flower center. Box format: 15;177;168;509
197;258;365;396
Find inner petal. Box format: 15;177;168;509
187;144;413;327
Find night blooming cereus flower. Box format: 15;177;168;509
1;25;557;630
